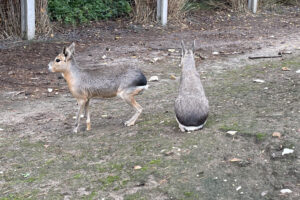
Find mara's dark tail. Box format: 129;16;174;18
132;70;147;87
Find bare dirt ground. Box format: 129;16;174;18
0;7;300;200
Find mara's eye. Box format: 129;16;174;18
56;59;61;62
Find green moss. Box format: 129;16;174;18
184;191;193;197
73;173;82;179
219;123;241;132
256;133;267;141
149;159;161;165
100;175;120;187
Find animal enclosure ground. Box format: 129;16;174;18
0;8;300;199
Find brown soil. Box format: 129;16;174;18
0;7;299;200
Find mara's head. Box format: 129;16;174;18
48;42;75;73
180;40;195;64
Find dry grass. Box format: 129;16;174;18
0;0;21;39
132;0;187;23
204;0;248;11
0;0;51;39
35;0;52;36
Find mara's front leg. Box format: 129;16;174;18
73;99;88;133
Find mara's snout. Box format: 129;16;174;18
48;62;54;72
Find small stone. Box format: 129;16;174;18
227;130;237;135
149;76;159;82
261;191;268;196
48;88;53;93
152;57;159;62
282;148;294;155
101;114;108;118
168;49;175;53
272;132;281;138
236;186;242;191
134;165;142;170
212;51;220;55
102;55;107;59
163;151;174;156
280;189;292;194
296;69;300;74
253;79;265;83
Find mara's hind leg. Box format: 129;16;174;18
119;88;144;126
85;99;91;131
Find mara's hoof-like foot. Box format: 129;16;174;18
73;127;78;133
86;123;91;131
124;120;135;127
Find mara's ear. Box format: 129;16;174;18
63;46;67;57
181;40;186;56
192;40;196;53
67;42;75;55
63;42;76;60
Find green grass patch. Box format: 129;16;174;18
100;175;120;187
256;133;267;141
219;123;241;132
73;173;82;179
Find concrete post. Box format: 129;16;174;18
161;0;168;26
21;0;35;40
157;0;161;21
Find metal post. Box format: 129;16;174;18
157;0;161;21
252;0;258;14
161;0;168;26
248;0;252;10
248;0;258;13
21;0;35;40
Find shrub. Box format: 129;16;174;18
48;0;132;24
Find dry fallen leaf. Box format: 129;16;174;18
170;75;176;80
229;158;242;162
159;179;168;184
282;67;290;71
272;132;281;138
